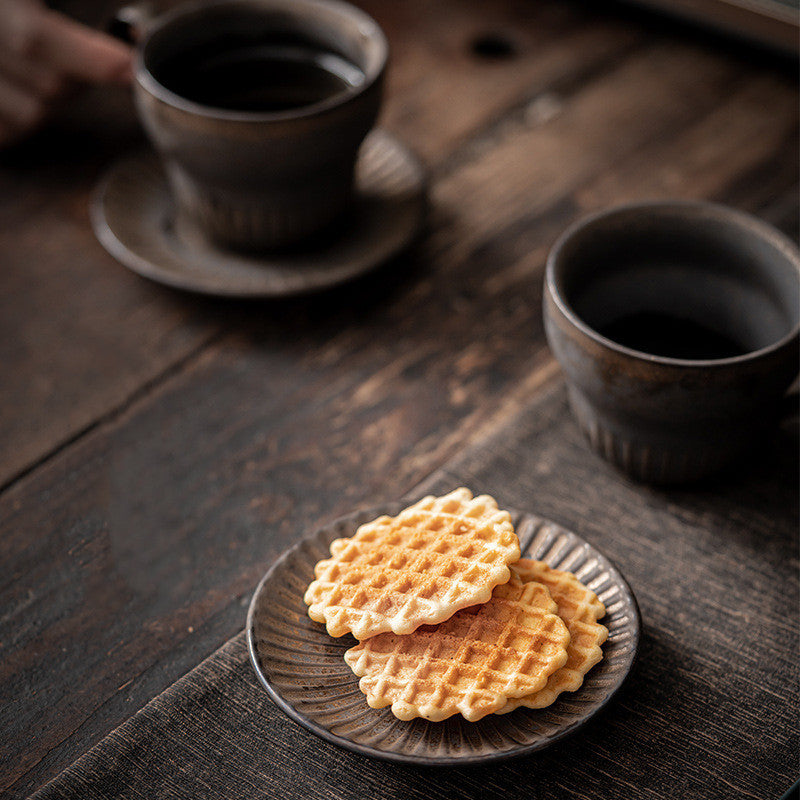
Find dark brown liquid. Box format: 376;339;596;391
156;44;364;112
599;312;748;360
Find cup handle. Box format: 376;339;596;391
107;2;155;44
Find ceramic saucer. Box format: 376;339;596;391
91;131;427;298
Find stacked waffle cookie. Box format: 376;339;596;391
303;488;607;722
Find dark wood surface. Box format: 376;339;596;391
27;383;800;799
1;0;797;797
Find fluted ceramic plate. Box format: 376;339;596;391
91;131;426;297
247;503;640;764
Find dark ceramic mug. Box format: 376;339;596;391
114;0;387;251
544;201;800;484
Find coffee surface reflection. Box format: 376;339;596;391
156;42;365;113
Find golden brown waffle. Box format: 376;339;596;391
304;488;521;639
342;568;570;721
497;559;607;713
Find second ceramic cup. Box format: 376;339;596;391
120;0;387;251
544;201;800;484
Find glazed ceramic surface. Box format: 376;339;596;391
92;131;426;297
545;201;800;483
130;0;388;250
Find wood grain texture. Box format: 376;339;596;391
0;88;220;490
0;0;640;489
0;0;797;797
30;381;799;800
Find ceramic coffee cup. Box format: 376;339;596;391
114;0;387;251
544;201;800;484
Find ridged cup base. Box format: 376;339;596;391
567;387;749;484
169;169;355;252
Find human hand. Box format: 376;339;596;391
0;0;132;146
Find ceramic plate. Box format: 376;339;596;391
247;503;640;764
91;131;426;298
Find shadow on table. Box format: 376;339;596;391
139;207;456;352
329;627;700;800
656;427;799;553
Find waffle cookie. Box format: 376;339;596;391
342;568;570;721
304;488;521;639
497;559;607;713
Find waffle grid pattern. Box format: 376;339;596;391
499;559;608;713
343;572;570;721
304;488;521;639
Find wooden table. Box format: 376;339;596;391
1;1;797;798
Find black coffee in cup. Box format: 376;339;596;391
562;222;796;363
155;40;365;112
125;0;387;250
597;312;748;360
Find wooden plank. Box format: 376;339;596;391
2;29;797;800
30;380;798;800
411;382;798;800
0;87;221;490
360;0;645;162
0;0;640;489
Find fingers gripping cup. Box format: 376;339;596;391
120;0;387;251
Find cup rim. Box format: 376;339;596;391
545;199;800;369
135;0;388;122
